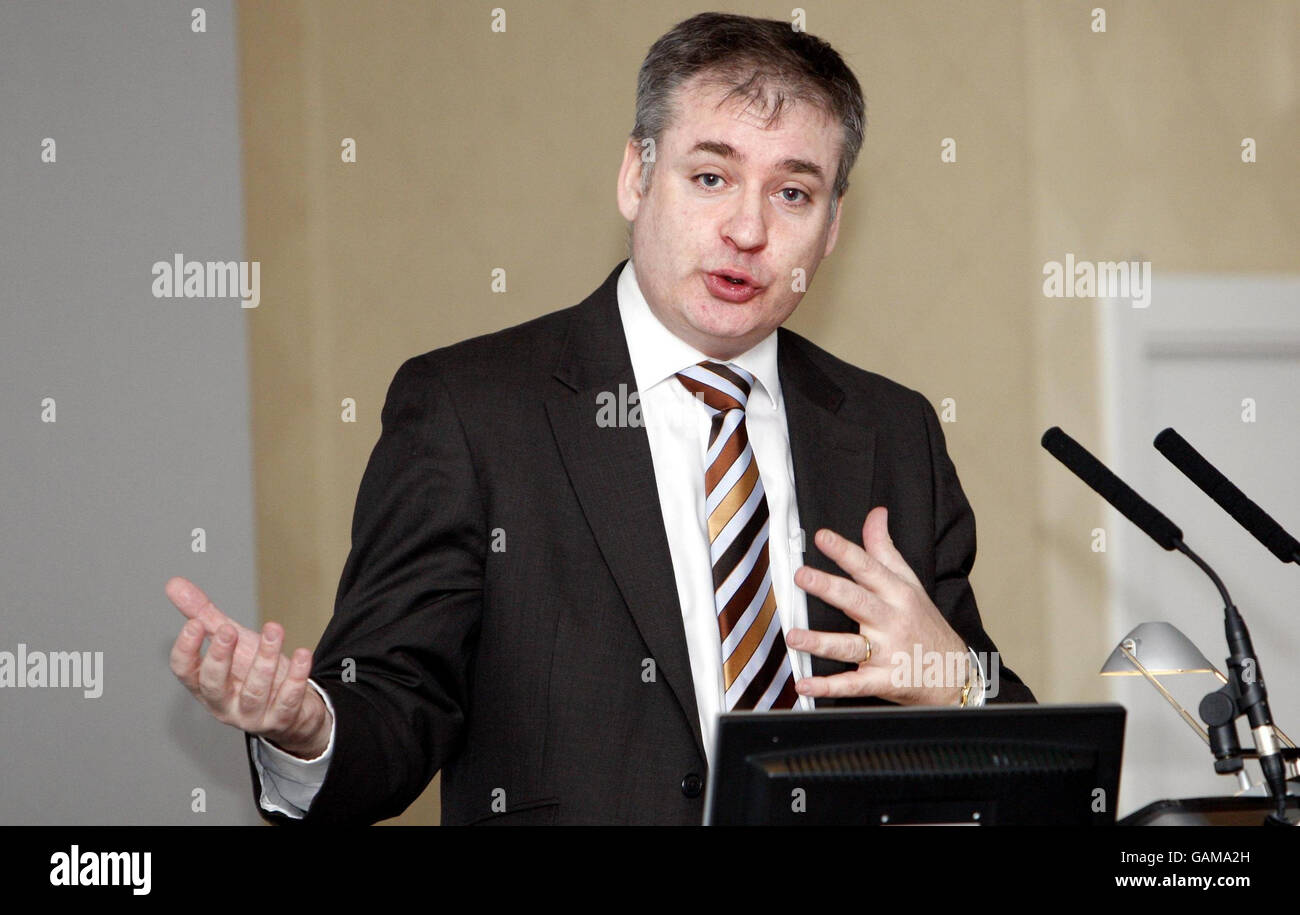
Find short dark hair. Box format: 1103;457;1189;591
631;12;866;218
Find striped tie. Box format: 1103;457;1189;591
675;360;798;711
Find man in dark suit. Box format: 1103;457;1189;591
167;12;1033;825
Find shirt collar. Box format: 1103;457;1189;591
616;259;781;410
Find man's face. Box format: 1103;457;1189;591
617;74;844;360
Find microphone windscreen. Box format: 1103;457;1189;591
1155;428;1300;563
1042;427;1183;550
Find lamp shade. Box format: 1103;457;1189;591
1100;621;1218;676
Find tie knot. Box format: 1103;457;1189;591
675;360;753;413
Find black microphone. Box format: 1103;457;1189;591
1154;428;1300;564
1041;426;1292;823
1040;426;1183;550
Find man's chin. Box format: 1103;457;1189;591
681;311;771;355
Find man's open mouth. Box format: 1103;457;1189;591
709;268;761;287
704;270;764;302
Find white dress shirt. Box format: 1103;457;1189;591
613;258;818;759
251;259;982;818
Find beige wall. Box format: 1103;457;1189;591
237;0;1299;824
1025;0;1300;700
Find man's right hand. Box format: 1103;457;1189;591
166;576;333;760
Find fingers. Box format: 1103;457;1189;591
795;562;891;625
263;648;314;735
165;576;255;644
791;510;960;706
165;576;219;622
862;507;923;588
786;627;877;666
169;618;206;693
169;596;316;739
197;623;238;709
165;578;270;684
267;652;294;698
237;623;283;720
796;665;892;699
810;527;909;607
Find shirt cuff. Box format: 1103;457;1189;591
249;679;336;817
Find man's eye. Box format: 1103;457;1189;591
694;173;724;190
780;188;809;204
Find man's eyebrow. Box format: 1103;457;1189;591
687;140;825;183
689;140;743;161
777;157;825;182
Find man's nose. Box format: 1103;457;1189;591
720;190;768;250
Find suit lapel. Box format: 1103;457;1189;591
778;329;878;696
545;262;707;761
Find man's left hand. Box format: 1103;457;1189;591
786;506;969;706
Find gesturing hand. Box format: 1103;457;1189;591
786;507;970;706
166;576;332;759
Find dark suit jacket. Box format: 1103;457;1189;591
247;259;1035;825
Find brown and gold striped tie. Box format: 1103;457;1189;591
676;360;798;711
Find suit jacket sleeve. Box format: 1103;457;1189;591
919;392;1036;704
247;354;486;824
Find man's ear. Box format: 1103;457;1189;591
616;139;646;222
823;194;844;258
